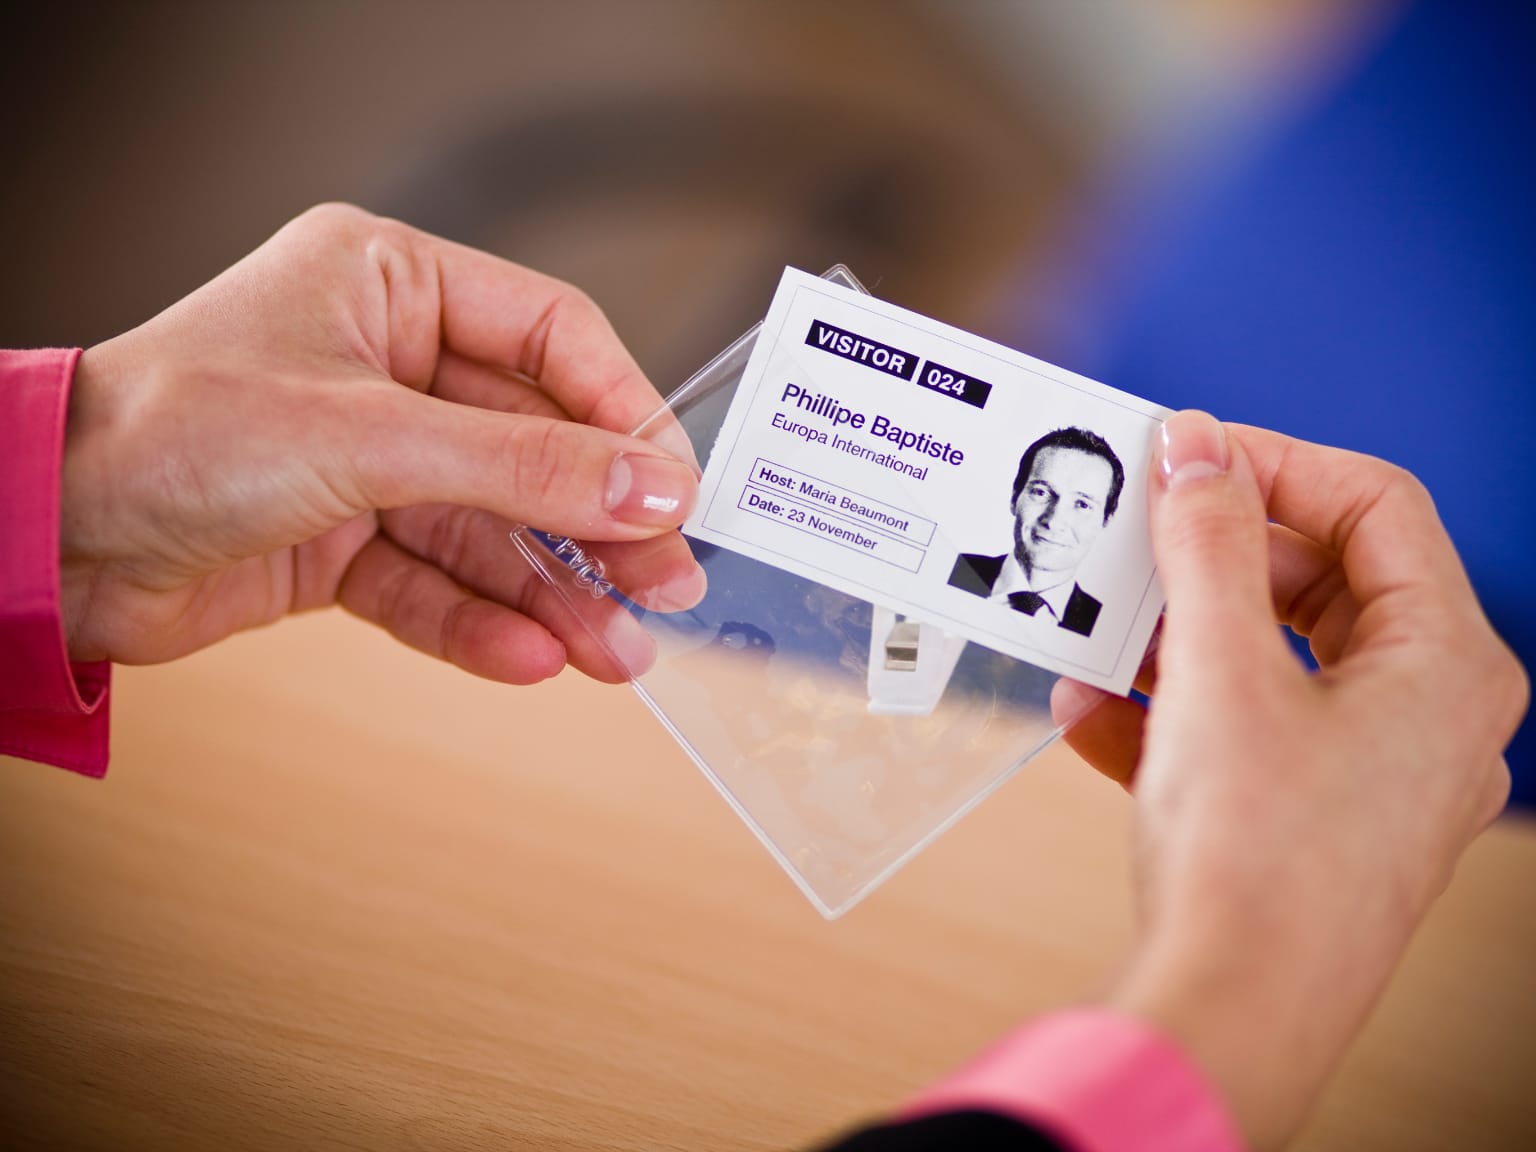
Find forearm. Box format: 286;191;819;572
1108;922;1404;1150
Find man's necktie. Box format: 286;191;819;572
1008;590;1046;616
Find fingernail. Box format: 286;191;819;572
1157;410;1229;489
606;454;697;526
605;614;658;677
1050;675;1105;725
652;562;708;611
650;420;702;476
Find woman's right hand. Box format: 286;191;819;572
1053;411;1528;1150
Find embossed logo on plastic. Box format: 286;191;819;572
548;536;614;599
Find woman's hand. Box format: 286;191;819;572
59;203;703;683
1053;411;1527;1149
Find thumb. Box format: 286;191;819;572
1150;410;1289;679
348;388;699;541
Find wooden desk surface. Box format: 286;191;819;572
3;611;1534;1150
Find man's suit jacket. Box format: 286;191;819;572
946;553;1102;638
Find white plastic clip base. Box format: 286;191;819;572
866;604;967;716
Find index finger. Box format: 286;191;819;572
1229;424;1482;635
419;228;695;461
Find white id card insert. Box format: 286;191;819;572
689;266;1170;696
512;266;1170;917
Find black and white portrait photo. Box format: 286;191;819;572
946;427;1124;639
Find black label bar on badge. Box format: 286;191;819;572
913;358;992;410
805;319;919;381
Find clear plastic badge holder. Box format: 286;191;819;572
512;266;1107;918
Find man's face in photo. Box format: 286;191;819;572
1012;446;1114;581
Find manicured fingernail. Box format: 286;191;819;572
1157;410;1229;489
605;454;697;525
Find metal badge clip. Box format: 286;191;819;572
866;604;966;716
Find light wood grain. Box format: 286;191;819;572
3;610;1533;1150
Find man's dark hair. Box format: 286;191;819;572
1010;427;1125;522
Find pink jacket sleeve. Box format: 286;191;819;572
0;347;111;776
902;1008;1244;1152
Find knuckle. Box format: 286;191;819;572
549;278;598;318
1161;496;1251;560
374;556;421;632
1456;632;1532;753
437;595;476;670
1321;457;1438;556
587;367;655;432
1376;461;1439;524
527;281;606;361
293;201;373;242
1283;563;1349;642
1483;759;1513;825
425;505;477;575
1492;641;1532;735
504;419;577;523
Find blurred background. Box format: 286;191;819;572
4;4;1536;1150
2;0;1531;788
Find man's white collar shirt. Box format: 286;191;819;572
987;553;1074;623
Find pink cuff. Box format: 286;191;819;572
903;1008;1244;1152
0;347;111;777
